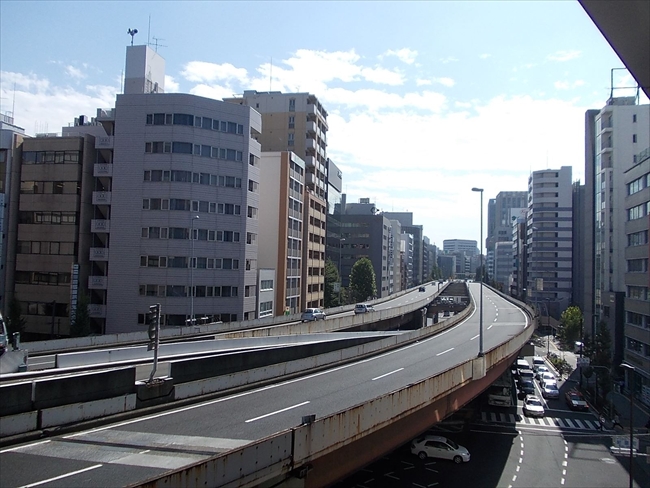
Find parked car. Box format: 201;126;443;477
354;303;375;314
300;308;326;322
523;395;545;417
541;382;560;399
565;389;589;411
410;435;471;464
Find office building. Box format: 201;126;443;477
486;191;527;278
224;91;329;310
443;239;478;257
526;166;573;315
383;212;423;286
493;241;513;291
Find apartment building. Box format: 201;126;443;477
258;152;305;316
623;146;650;401
487;191;527;278
224;91;328;309
526;166;573;314
383;212;423;286
5;134;95;337
493;241;513;291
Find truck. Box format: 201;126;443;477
487;369;514;407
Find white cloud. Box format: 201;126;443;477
439;56;458;64
360;66;404;85
181;61;249;84
547;50;581;62
416;79;432;86
479;54;491;59
431;77;455;87
382;48;418;65
65;65;86;80
164;75;180;93
554;79;585;90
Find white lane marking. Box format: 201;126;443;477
516;465;520;472
470;334;479;341
372;368;404;381
436;348;454;356
245;401;310;423
0;440;51;454
18;464;102;488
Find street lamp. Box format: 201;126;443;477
190;215;199;326
471;187;484;357
619;362;635;488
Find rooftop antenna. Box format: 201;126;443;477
127;28;138;46
147;15;151;46
152;37;167;53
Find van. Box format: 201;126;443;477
532;356;545;372
354;303;375;314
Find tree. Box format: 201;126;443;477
70;292;91;337
6;296;26;336
348;257;377;304
557;306;583;347
324;258;341;308
430;265;443;280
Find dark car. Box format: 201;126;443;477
419;286;426;292
565;390;589;411
518;379;535;395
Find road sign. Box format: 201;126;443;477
613;435;639;450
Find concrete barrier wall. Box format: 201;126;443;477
0;411;38;437
40;394;137;428
33;367;136;410
169;337;381;384
0;381;33;416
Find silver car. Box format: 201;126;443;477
541;382;560;399
300;308;326;322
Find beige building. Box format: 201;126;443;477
258;152;305;315
225;91;328;309
5;135;95;337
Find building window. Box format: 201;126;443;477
632;134;637;143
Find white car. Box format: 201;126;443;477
523;395;545;417
541;382;560;399
410;435;471;464
354;303;375;314
535;365;550;381
539;372;556;385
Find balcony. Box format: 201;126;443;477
91;219;110;233
92;191;112;205
95;136;114;149
88;275;108;289
304;155;316;169
90;247;109;261
94;163;113;177
306;120;317;135
305;172;316;188
306;138;317;152
88;304;106;318
306;103;317;116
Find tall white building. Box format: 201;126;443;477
527;167;573;312
91;45;262;333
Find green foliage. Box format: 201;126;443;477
557;306;583;346
349;257;377;304
324;258;340;308
6;296;26;335
430;265;443;280
70;292;91;337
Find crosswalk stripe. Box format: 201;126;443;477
564;419;575;428
574;419;585;429
584;420;596;430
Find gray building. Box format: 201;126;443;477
493;241;513;291
486;191;527;278
383;212;423;286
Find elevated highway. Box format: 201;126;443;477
0;283;535;488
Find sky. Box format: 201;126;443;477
1;1;647;247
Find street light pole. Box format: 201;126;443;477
620;363;635;488
471;187;484;357
190;215;199;326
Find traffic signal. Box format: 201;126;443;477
147;304;160;351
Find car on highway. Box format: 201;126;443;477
541;382;560;399
300;308;326;322
517;378;535;396
523;395;545;417
410;435;471;464
532;356;545;372
515;358;531;371
354;303;375;314
518;368;535;381
418;286;426;292
565;389;589;411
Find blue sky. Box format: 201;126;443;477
1;1;646;246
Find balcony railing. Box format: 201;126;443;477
90;247;109;261
88;275;108;289
95;136;114;149
91;219;110;233
88;304;106;318
94;163;113;177
92;191;112;205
